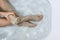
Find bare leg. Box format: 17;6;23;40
20;15;43;23
18;22;36;27
5;13;43;27
18;14;43;27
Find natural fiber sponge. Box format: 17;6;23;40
8;14;20;24
0;0;51;40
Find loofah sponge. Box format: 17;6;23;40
8;14;21;25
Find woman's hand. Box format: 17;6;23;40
0;12;16;27
0;12;16;21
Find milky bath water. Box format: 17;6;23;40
0;0;51;40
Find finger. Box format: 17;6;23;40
0;12;16;17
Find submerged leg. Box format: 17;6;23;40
18;21;36;27
20;15;43;23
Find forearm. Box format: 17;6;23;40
0;19;11;27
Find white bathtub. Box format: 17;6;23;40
0;0;51;40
